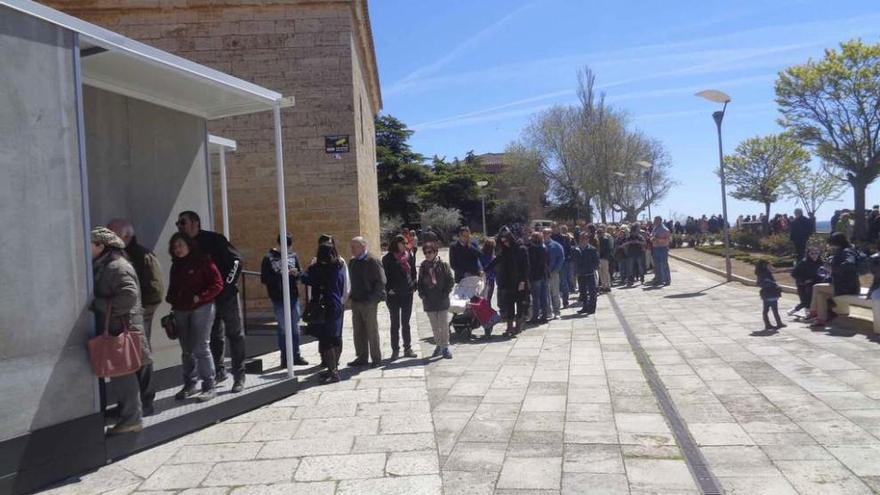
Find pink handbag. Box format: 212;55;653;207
88;303;143;378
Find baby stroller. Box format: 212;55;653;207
449;276;501;341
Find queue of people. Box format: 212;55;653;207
87;212;679;435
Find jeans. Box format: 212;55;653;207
548;271;561;315
178;303;217;386
627;255;644;283
387;291;414;351
652;247;671;285
272;299;301;361
530;278;550;320
577;274;598;314
560;261;571;303
763;299;782;328
210;293;246;378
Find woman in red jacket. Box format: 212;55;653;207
166;233;224;402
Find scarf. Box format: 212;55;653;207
395;251;412;285
423;258;439;288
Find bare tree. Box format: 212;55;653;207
783;164;847;218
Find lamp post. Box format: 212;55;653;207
477;180;489;235
636;160;653;220
696;89;732;281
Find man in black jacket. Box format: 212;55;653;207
574;233;600;315
789;208;814;260
348;236;386;367
108;218;164;415
178;211;246;392
449;227;483;282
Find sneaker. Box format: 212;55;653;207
108;422;143;435
431;346;442;358
348;359;369;367
786;307;799;317
293;356;310;366
231;376;245;393
215;369;229;384
174;384;199;401
198;388;216;402
442;347;453;359
403;349;417;358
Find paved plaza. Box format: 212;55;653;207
39;259;880;494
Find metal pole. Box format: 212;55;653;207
219;147;230;239
714;103;732;281
481;191;487;235
274;103;294;379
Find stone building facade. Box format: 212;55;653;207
44;0;382;306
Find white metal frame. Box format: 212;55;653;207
208;135;238;240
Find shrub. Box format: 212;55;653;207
730;229;761;250
758;234;794;256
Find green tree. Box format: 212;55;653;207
420;155;488;229
776;39;880;239
722;133;810;231
783;164;847;218
375;115;428;223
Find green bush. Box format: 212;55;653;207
758;234;794;256
730;229;761;250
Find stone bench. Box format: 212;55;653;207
833;289;880;333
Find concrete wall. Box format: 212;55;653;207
0;8;95;442
44;0;383;309
84;86;211;371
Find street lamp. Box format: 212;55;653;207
477;180;489;235
636;161;653;220
696;89;732;281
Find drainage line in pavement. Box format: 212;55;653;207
608;294;723;495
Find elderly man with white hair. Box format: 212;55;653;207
107;218;164;416
347;236;387;368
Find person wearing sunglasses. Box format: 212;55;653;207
417;242;454;358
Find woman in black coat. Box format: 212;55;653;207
489;232;530;336
302;243;346;383
788;247;824;318
382;235;418;359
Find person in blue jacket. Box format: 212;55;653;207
573;232;600;315
543;228;565;318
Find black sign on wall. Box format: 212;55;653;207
324;135;350;153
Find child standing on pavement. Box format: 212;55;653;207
755;260;786;331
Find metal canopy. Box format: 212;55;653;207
2;0;293;119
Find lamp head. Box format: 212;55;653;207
476;180;489;187
695;89;731;104
636;161;653;169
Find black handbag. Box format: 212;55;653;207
302;293;328;326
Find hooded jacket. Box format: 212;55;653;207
260;248;301;302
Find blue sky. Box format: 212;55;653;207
370;0;880;222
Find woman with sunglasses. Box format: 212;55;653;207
417;241;455;358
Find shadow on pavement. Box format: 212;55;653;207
663;282;728;299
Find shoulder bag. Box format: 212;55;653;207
87;303;144;378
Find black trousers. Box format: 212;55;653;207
211;293;246;377
795;283;814;311
794;239;807;262
763;300;782;328
387;292;414;351
577;274;598;314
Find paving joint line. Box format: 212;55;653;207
607;292;723;495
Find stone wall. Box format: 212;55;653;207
44;0;382;307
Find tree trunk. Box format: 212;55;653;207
763;201;771;235
853;180;866;241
